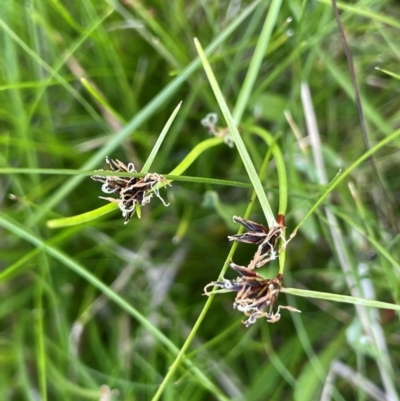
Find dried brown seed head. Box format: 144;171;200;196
204;265;299;326
228;216;285;269
91;157;170;223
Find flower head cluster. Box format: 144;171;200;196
204;263;300;326
91;157;170;224
204;215;300;325
228;216;285;269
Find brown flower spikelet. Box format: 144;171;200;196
91;156;169;224
228;216;285;269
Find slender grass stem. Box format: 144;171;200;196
281;288;400;311
291;129;400;237
151;146;273;401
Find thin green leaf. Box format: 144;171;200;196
47;203;117;228
281;287;400;311
80;77;124;122
233;0;283;124
291;129;400;236
141;101;182;173
150;138;274;401
194;38;276;227
375;67;400;81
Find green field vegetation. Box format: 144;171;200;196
1;0;400;400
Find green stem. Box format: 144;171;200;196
291;128;400;236
35;270;47;401
151;147;273;401
245;125;287;216
47;203;118;228
281;287;400;310
141;101;182;174
168;137;223;176
244;125;288;274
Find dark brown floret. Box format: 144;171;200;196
91;157;170;224
204;264;299;326
228;216;285;269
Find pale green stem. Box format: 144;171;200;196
281;287;400;311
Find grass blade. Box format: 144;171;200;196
233;0;283;124
281;287;400;311
141;101;182;173
194;38;276;227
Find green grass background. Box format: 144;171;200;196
1;0;400;400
